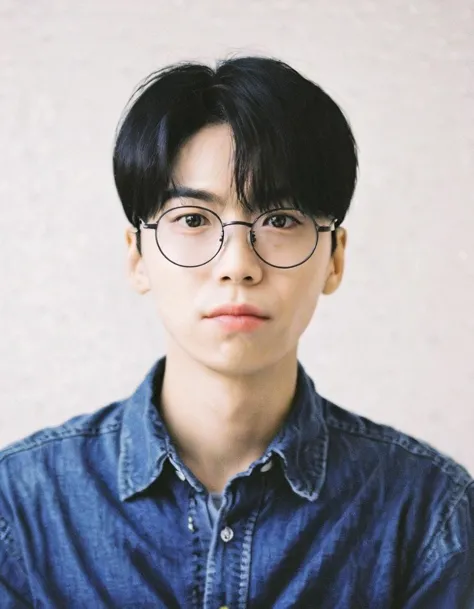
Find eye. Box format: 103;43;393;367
263;213;301;229
175;213;209;228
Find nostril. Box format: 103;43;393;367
220;275;254;282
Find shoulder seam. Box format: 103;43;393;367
325;407;471;486
0;421;121;465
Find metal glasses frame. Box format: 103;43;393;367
137;206;338;269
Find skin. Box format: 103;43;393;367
125;123;347;492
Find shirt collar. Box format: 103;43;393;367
118;358;328;502
265;363;328;500
118;358;169;501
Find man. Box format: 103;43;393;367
0;56;472;608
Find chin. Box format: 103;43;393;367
194;342;289;377
166;324;295;376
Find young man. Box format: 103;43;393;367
0;57;472;608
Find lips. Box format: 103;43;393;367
205;304;269;319
204;303;270;333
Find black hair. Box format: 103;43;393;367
113;55;358;256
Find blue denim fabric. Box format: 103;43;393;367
0;358;473;608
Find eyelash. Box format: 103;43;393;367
171;212;302;228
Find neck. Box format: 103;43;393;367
160;347;299;493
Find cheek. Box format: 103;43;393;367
147;263;204;321
294;283;320;326
277;265;326;329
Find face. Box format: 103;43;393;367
126;123;347;376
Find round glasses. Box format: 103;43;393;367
138;206;337;269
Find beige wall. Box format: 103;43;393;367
0;1;473;471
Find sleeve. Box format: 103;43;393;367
0;516;33;608
402;482;474;609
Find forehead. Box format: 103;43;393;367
172;124;235;195
166;123;327;220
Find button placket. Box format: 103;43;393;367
220;526;234;543
187;494;198;536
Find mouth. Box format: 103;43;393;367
204;304;270;332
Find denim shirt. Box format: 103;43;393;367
0;358;473;608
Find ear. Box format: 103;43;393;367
125;226;151;295
322;228;347;295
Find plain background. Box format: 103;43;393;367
0;1;473;472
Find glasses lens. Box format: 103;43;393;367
252;209;318;268
156;206;222;267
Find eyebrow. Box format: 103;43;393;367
163;186;224;206
162;184;299;212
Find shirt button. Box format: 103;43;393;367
220;526;234;543
260;459;273;473
175;468;186;481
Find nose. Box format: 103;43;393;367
212;223;264;285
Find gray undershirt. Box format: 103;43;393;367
206;492;223;527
